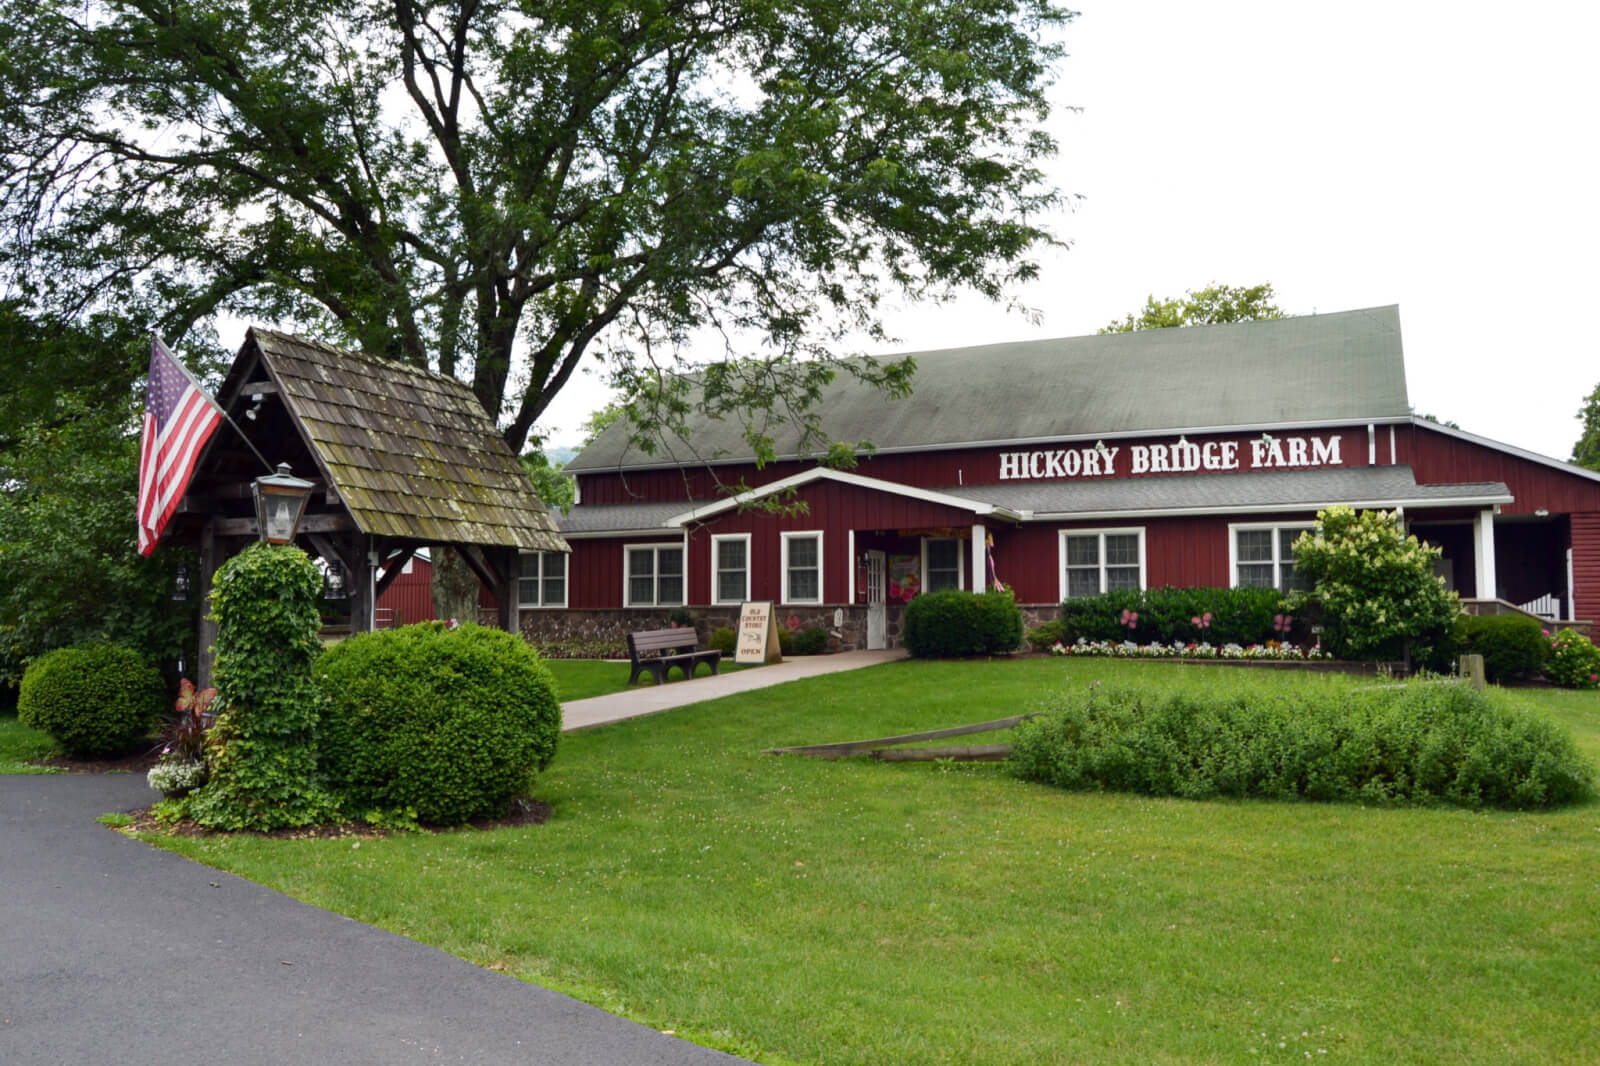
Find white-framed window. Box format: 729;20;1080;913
923;537;964;592
711;533;750;605
1058;528;1146;599
518;551;567;609
624;543;684;607
1230;523;1312;592
781;531;824;604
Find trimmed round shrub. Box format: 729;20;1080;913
1546;628;1600;689
905;588;1023;658
1452;613;1549;683
708;627;737;656
17;643;164;757
315;622;561;825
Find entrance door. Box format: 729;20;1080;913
866;550;887;650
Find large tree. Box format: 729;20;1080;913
1099;282;1284;334
1573;382;1600;472
1;0;1069;458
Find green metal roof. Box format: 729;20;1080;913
249;329;567;552
567;306;1412;473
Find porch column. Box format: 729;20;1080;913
1474;508;1498;601
971;523;987;593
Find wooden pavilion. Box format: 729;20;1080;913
168;328;568;683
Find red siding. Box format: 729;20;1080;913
376;558;435;625
1574;514;1600;623
1398;423;1600;516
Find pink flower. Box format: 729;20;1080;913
786;615;801;632
1591;674;1598;683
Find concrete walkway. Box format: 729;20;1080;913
561;647;909;730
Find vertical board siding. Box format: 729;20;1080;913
1400;424;1600;516
1573;514;1600;623
376;558;434;625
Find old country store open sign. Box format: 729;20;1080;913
997;434;1345;481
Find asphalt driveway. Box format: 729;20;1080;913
0;772;753;1066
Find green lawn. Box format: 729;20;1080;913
0;711;59;773
122;660;1600;1064
543;657;745;702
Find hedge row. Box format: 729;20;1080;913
1027;586;1300;651
1010;680;1593;809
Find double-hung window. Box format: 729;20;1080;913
518;551;567;609
711;534;750;605
1059;528;1145;599
924;538;963;592
625;544;683;607
1231;523;1311;592
781;531;823;604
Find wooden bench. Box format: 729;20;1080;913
626;628;722;685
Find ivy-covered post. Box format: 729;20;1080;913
189;544;338;831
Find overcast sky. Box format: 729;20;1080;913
535;0;1600;462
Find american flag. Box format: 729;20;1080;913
136;336;223;556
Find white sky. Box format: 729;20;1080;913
535;0;1600;462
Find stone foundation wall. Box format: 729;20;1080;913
512;604;927;653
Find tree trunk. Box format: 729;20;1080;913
431;545;480;625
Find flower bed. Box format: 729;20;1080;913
1050;637;1326;661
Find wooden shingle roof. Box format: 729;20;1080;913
241;328;566;552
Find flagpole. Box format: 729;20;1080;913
154;333;276;476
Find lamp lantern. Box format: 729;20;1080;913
252;463;315;545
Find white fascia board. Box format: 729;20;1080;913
1027;492;1515;523
1410;417;1600;486
568;417;1413;476
664;467;1020;526
560;528;680;540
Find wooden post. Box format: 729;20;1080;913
348;534;373;633
197;521;221;688
1458;653;1486;690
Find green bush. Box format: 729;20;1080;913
1290;506;1459;662
778;626;795;656
1546;628;1600;689
1053;586;1292;646
1026;618;1068;652
1010;680;1593;809
189;544;339;832
315;622;562;825
708;626;737;656
905;588;1023;658
1452;614;1549;683
16;642;164;757
792;627;829;655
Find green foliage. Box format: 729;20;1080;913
0;393;195;693
708;627;738;656
792;628;829;655
1010;680;1594;809
904;588;1023;658
517;446;575;515
777;626;795;656
530;637;627;660
315;622;562;825
1572;380;1600;471
15;642;164;757
1099;282;1284;333
1;0;1068;459
1053;585;1294;646
1289;506;1460;663
1452;614;1550;683
1545;628;1600;689
189;545;339;831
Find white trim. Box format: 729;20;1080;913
709;533;751;605
569;417;1416;477
1367;423;1376;465
1568;547;1575;621
847;529;856;604
1228;521;1314;590
1057;527;1146;600
921;536;965;593
517;550;569;610
1412;416;1600;486
780;530;825;605
1026;491;1514;523
622;541;685;608
562;527;682;540
1389;424;1396;464
665;467;1020;526
972;523;986;594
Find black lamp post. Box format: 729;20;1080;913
252;463;315;545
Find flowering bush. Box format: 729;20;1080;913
1545;628;1600;689
1050;638;1326;660
1289;505;1458;664
147;758;207;797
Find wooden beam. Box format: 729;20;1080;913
211;512;355;536
374;546;417;599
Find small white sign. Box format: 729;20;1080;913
736;601;782;664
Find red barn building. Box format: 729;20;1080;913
529;306;1599;648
